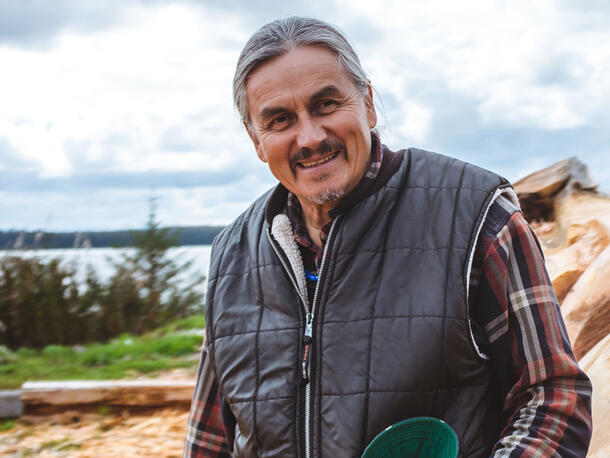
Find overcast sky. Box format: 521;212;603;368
1;0;609;231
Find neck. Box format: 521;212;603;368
299;200;335;247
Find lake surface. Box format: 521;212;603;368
0;245;213;290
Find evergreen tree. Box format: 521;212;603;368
109;197;205;332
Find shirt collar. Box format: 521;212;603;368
285;132;383;244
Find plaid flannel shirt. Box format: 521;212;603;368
184;140;592;457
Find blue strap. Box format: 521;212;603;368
304;269;319;282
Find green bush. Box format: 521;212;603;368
0;419;15;432
78;340;147;366
149;334;202;356
0;345;16;363
0;199;205;349
41;345;72;360
16;347;36;357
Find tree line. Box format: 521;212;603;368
0;225;224;250
0;205;206;349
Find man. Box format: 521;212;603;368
185;17;592;457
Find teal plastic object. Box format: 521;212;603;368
361;416;459;458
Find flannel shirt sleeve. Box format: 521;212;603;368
471;199;593;457
184;337;233;458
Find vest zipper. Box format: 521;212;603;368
266;228;310;458
267;217;339;458
304;218;339;458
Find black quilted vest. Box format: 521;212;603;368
206;148;510;457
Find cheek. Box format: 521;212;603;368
266;150;291;173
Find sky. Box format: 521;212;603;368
1;0;609;231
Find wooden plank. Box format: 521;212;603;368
21;380;195;407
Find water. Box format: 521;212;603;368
0;245;213;290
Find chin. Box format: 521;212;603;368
308;187;346;205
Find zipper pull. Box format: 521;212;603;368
305;312;313;339
302;312;313;381
301;340;311;381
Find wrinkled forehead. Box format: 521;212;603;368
247;45;347;85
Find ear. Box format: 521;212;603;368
364;84;377;129
244;120;267;163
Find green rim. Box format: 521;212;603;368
362;416;459;458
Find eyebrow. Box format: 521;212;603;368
257;85;345;123
310;85;343;101
258;106;289;123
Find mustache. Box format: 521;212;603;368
291;138;346;164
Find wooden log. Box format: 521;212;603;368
579;333;610;457
21;380;195;411
514;157;597;224
543;220;609;303
562;245;610;358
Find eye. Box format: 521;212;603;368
315;100;338;114
267;114;292;130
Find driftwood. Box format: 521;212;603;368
561;245;610;359
516;157;610;359
514;157;597;222
543;220;608;302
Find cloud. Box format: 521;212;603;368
0;169;248;192
0;136;31;170
332;0;610;191
0;174;275;231
1;1;609;231
535;52;593;87
342;0;610;132
0;0;124;48
0;2;253;176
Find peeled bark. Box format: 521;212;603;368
561;246;610;359
543;220;608;303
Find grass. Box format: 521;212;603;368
0;315;205;389
0;419;15;432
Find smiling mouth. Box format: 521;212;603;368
297;151;340;169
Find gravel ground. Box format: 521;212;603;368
0;408;189;457
0;370;196;457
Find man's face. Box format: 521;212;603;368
245;45;377;208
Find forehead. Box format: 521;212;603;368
245;45;357;119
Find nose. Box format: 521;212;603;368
295;114;326;151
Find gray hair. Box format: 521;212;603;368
233;17;370;125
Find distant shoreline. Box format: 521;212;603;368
0;226;225;250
